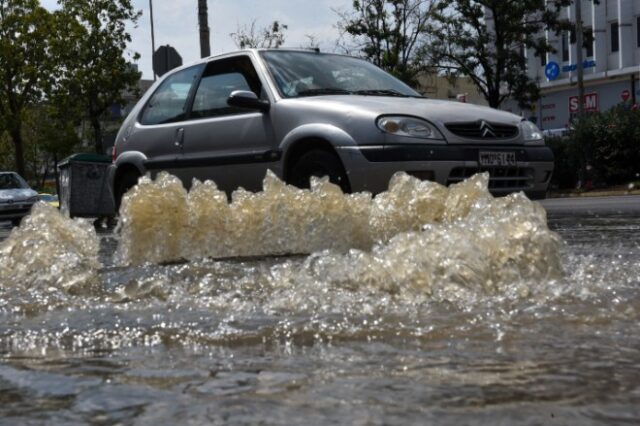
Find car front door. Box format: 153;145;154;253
135;64;205;179
175;55;277;193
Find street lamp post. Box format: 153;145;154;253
198;0;211;58
150;0;156;81
575;0;585;118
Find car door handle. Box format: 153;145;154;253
174;128;185;147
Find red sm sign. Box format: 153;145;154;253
569;93;599;113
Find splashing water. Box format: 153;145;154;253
0;172;563;305
116;170;562;283
0;202;100;295
1;174;639;426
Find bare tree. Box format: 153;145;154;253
302;34;320;50
230;20;288;49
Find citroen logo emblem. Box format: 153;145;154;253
479;121;496;138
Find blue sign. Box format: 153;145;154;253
562;60;596;73
545;61;560;81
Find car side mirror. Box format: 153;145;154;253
227;90;270;112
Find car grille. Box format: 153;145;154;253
445;121;519;139
447;167;534;190
0;207;31;215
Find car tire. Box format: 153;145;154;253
114;170;140;212
288;149;350;193
526;190;547;200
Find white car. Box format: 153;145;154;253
0;172;39;226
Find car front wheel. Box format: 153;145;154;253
114;170;140;212
288;149;350;193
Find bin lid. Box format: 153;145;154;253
59;153;112;167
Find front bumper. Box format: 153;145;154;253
0;202;36;221
337;144;554;199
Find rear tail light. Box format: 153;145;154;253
112;146;117;162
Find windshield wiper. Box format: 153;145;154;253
297;88;352;97
354;89;419;98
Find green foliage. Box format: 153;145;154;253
547;105;640;189
336;0;438;86
0;0;140;181
55;0;141;154
230;20;288;49
545;135;580;189
427;0;573;108
573;105;640;185
0;0;57;176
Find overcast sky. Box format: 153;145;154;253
42;0;352;79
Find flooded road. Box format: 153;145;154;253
1;173;639;425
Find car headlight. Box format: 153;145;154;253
520;120;543;142
377;116;444;140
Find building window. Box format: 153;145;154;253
585;28;594;57
637;17;640;47
611;22;619;53
562;32;569;62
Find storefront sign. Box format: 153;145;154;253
569;93;599;113
562;60;596;73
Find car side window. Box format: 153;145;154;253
140;65;203;125
191;56;263;119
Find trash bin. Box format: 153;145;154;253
58;153;115;218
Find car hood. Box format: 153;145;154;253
0;188;38;203
283;95;522;126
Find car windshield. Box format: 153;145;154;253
260;51;422;99
0;173;27;190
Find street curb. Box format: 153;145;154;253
548;189;640;198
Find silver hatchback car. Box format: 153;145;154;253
0;172;39;226
109;49;553;207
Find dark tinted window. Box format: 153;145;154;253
637;16;640;47
191;56;262;119
611;22;619;53
140;65;203;125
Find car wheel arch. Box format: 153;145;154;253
279;124;357;183
113;163;143;211
114;163;142;185
283;138;346;183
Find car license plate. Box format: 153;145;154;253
479;151;516;167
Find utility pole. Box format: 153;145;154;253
150;0;156;81
198;0;211;58
575;0;585;117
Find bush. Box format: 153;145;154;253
546;105;640;189
545;135;580;189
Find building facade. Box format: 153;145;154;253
512;0;640;129
417;73;488;106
